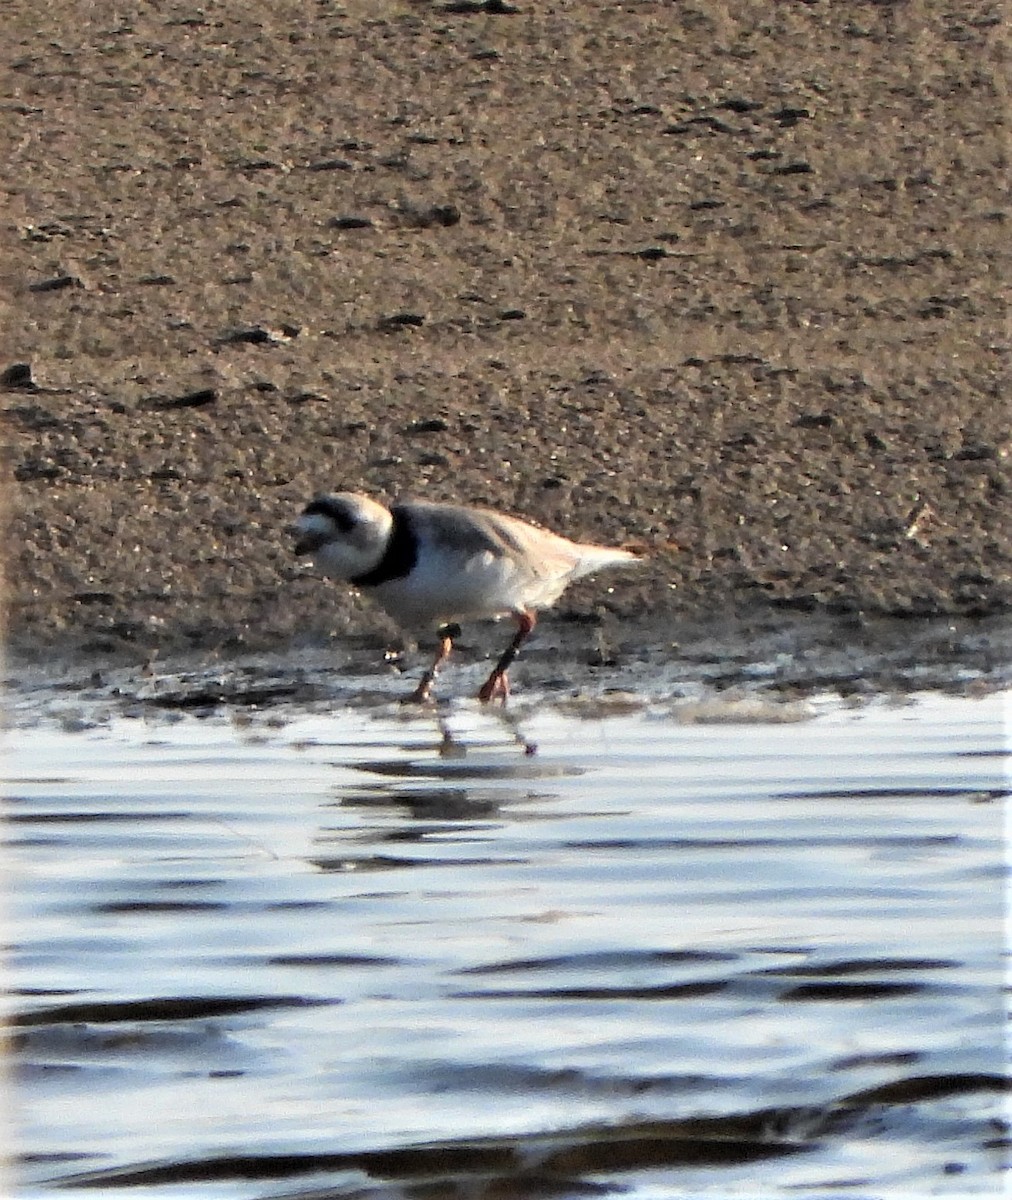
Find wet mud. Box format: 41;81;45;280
2;1;1009;669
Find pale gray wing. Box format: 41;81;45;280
406;502;581;578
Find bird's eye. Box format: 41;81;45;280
303;497;355;533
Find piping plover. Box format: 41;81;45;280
293;493;641;702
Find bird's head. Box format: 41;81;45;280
293;493;392;581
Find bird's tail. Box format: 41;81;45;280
571;543;643;581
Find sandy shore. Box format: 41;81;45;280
3;1;1008;678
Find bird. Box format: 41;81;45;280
293;492;642;703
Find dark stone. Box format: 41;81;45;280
717;97;763;113
664;116;734;135
28;275;80;293
378;312;426;331
401;204;461;228
773;107;812;126
14;459;62;481
1;363;34;389
404;418;449;434
220;327;273;345
151;389;217;411
428;204;461;227
954;444;997;461
442;0;519;12
8;403;58;429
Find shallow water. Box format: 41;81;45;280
3;689;1009;1199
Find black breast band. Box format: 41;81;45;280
350;505;418;588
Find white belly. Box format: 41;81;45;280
366;547;563;629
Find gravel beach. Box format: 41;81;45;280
3;0;1008;683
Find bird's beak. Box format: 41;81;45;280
292;527;325;557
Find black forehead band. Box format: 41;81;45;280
302;496;356;532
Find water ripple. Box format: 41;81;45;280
4;690;1006;1198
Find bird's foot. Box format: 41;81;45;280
403;681;435;705
478;670;510;704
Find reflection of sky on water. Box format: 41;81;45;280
3;691;1007;1198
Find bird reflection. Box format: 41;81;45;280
342;785;507;823
435;707;538;758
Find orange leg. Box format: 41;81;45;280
478;610;536;704
407;623;460;703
